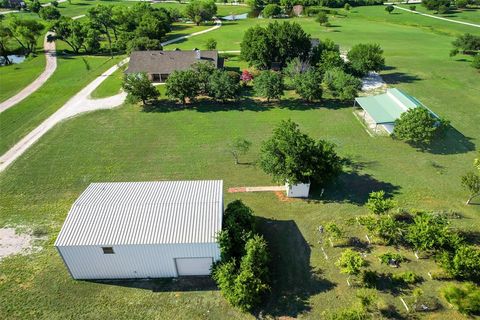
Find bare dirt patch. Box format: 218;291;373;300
0;228;35;261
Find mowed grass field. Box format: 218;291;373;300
1;5;479;319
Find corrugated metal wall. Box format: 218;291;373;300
58;243;220;279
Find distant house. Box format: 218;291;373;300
354;88;439;134
55;180;223;279
125;50;223;83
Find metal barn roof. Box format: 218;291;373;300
355;88;438;124
55;180;223;247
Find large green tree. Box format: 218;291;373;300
39;6;60;21
347;43;385;76
185;0;217;25
49;17;88;54
260;119;343;185
241;21;312;69
6;17;44;55
87;5;116;56
393;107;448;146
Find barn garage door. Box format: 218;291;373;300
175;257;213;276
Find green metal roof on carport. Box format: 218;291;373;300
354;88;437;125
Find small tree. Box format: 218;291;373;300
205;38;217;50
440;245;480;281
192;61;216;95
316;12;329;27
260;119;343;185
165;70;200;106
232;235;270;311
227;137;252;165
385;4;394;14
28;0;42;16
366;190;396;214
122;73;159;106
293;69;323;102
406;212;449;256
347;43;385;76
344;3;351;11
325;222;343;247
253;70;284;102
262;4;281;18
409;5;416;10
322;67;361;100
336;249;366;285
51;0;58;7
393;107;448;146
185;0;217;26
461;171;480;205
207;70;240;102
39;6;61;20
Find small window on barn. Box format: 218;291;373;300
102;247;114;254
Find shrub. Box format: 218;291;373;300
344;3;351;10
379;252;405;266
392;271;422;284
409;5;416;10
442;283;480;315
385;4;394;13
217;200;255;261
262;3;282;18
472;54;480;70
205;38;217;50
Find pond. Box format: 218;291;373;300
221;13;248;21
0;55;26;66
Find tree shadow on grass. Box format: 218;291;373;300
412;127;476;155
308;171;401;205
382;72;422;85
255;218;336;318
87;276;217;292
143;96;352;113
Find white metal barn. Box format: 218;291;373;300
55;180;223;280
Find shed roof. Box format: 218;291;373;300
125;50;221;74
355;88;437;124
55;180;223;247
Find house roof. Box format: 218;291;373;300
125;50;221;74
355;88;438;124
55;180;223;247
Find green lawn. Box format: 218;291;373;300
90;65;124;99
0;34;46;103
397;4;480;24
9;0;249;19
0;54;123;155
1;4;479;320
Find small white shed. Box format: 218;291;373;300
55;180;223;280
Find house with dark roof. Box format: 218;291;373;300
125;50;223;83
